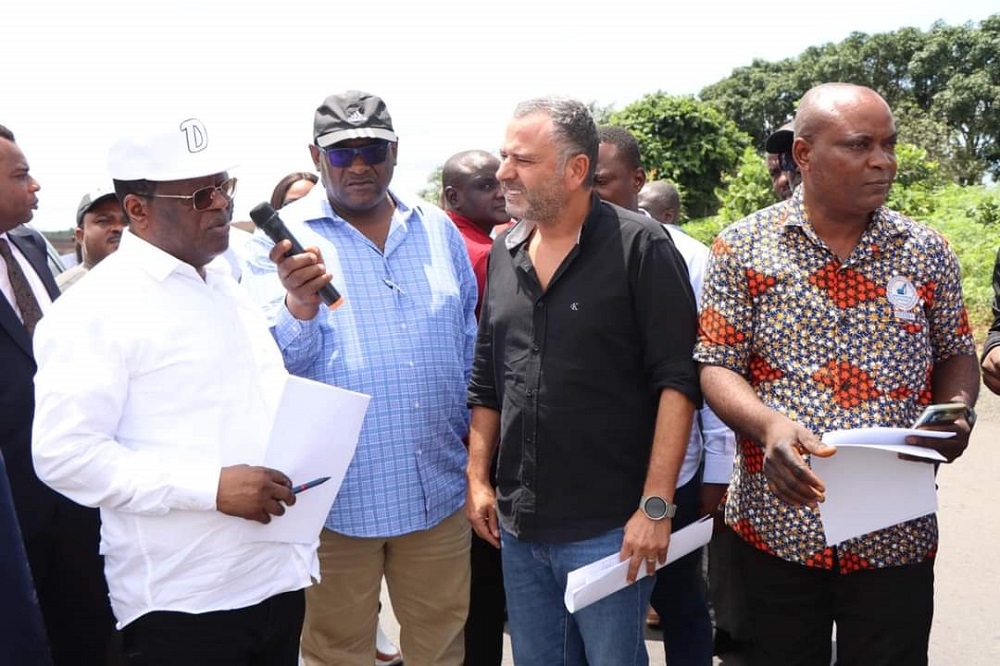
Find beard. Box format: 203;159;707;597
503;175;566;224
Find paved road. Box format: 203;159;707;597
379;384;1000;664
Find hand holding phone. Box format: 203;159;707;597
911;402;968;428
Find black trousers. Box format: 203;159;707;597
649;474;713;666
24;497;115;666
736;536;934;666
464;531;506;665
121;589;305;666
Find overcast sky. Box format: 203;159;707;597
4;0;997;231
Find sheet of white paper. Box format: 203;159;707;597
813;428;950;546
821;427;950;461
242;375;370;544
563;515;713;614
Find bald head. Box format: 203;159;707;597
794;83;893;145
443;150;497;188
638;180;680;225
442;150;508;232
791;83;898;223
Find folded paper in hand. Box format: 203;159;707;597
814;427;951;546
563;515;713;613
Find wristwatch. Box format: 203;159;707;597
640;495;678;521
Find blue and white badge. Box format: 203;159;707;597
887;275;919;321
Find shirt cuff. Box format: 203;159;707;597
170;463;222;512
273;301;320;350
702;452;735;485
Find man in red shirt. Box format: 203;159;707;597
442;149;510;665
443;150;510;318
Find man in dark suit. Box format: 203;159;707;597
0;124;115;665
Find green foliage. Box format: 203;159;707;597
715;146;778;223
909;17;1000;182
966;193;1000;228
921;185;1000;336
608;93;751;218
698;15;1000;184
681;216;729;248
418;166;443;206
587;100;615;125
885;143;947;218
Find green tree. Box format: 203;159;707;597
909;17;1000;183
698;16;1000;183
715;146;777;222
608;93;751;217
886;143;948;218
587;100;615;125
418;166;443;206
698;58;800;148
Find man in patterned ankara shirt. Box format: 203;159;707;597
695;83;980;666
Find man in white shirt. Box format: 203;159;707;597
32;117;317;665
595;125;735;666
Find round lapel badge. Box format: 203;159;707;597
886;275;919;311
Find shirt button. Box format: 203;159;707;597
401;324;407;330
526;389;534;397
414;401;420;408
531;344;540;352
409;361;415;368
536;301;544;309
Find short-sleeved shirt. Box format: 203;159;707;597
694;189;975;572
468;195;701;543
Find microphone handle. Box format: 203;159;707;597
256;217;343;309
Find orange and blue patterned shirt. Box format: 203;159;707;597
694;189;975;573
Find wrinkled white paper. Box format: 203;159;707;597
564;515;713;613
813;428;951;546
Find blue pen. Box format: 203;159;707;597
292;476;331;494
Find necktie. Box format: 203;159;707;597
0;238;43;336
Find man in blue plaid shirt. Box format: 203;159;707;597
244;90;478;666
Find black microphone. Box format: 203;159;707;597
249;202;344;310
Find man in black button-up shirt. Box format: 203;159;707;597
466;97;701;665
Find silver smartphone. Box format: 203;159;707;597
912;402;967;428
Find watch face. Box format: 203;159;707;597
644;496;668;519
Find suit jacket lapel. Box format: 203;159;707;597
9;231;60;302
1;230;56;358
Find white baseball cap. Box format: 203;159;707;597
108;116;235;182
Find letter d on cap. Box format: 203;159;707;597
179;118;208;153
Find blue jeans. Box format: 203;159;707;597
501;526;654;666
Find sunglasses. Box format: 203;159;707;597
324;141;390;168
147;177;237;211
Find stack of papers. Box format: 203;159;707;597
814;427;951;545
564;515;713;613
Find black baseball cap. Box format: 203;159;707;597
313;91;398;149
765;122;795;154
